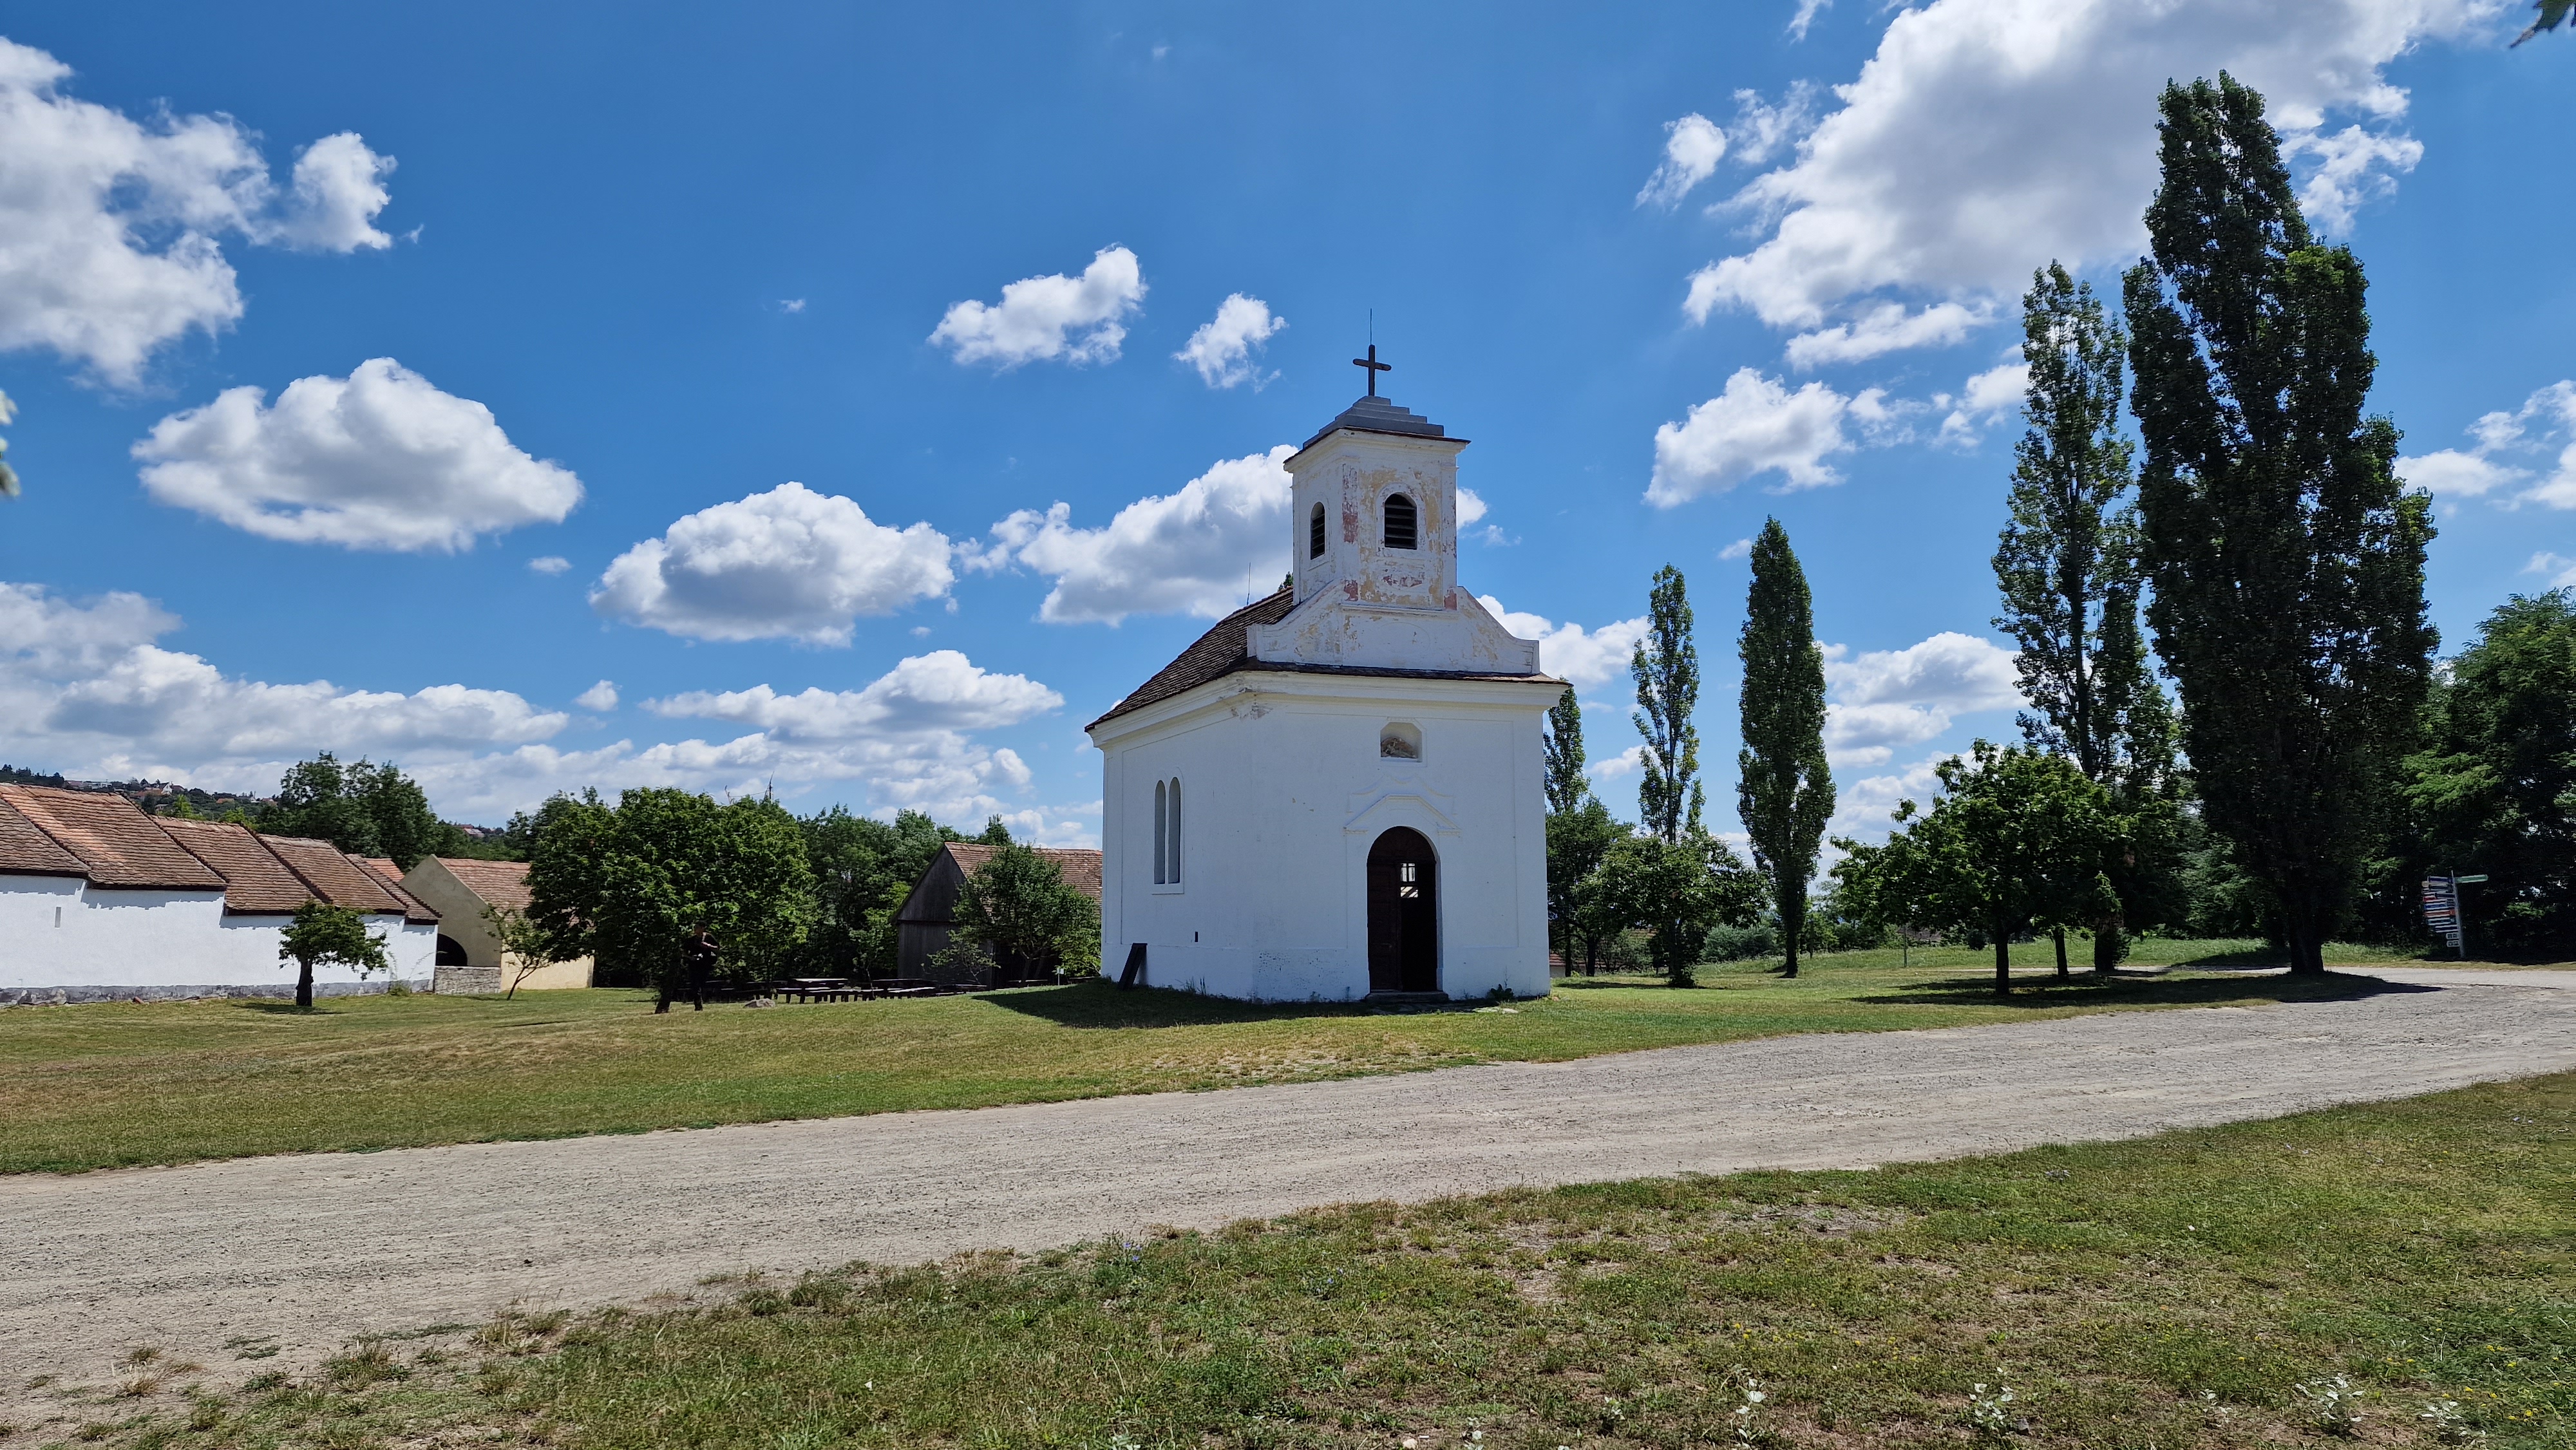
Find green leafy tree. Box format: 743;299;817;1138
2124;74;2437;976
1633;564;1705;843
483;905;564;997
2514;0;2570;44
523;788;617;964
1546;796;1624;970
1596;831;1761;986
2391;590;2576;953
1736;518;1834;979
798;806;963;977
949;843;1101;983
1861;742;2122;995
265;753;459;869
279;899;390;1009
1544;686;1588;816
1995;262;2183;973
531;788;814;1006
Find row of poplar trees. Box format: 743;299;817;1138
1548;74;2449;989
1839;73;2437;988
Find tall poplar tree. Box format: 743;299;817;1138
1994;262;2178;973
2123;74;2436;975
1632;565;1703;843
1544;686;1588;816
1736;519;1833;978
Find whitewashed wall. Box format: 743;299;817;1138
1;874;435;995
1095;673;1555;1003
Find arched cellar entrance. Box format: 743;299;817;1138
435;934;469;967
1366;827;1439;994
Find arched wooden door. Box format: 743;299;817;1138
1366;827;1439;993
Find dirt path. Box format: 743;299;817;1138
6;966;2571;1394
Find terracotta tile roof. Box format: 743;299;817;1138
0;784;225;890
159;818;314;914
435;857;535;913
0;791;88;878
1085;585;1557;729
1088;587;1298;726
943;843;1103;903
261;835;413;918
351;854;440;924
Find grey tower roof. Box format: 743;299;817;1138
1300;394;1459;451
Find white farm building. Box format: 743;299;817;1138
1086;384;1563;1003
0;783;439;1002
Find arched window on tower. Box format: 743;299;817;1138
1166;777;1181;885
1152;779;1168;885
1309;502;1326;559
1383;493;1417;550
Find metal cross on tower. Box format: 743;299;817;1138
1350;344;1391;397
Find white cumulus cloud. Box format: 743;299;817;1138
1820;632;2023;766
968;446;1295;624
593;482;955;645
2397;381;2576;508
0;581;567;789
1637;113;1727;209
1783;301;1990;368
1648;367;1857;504
645;652;1062;740
1174;293;1287;388
930;245;1146;369
1679;0;2483;355
0;580;1075;833
0;39;395;384
1477;597;1648;688
2528;553;2576;589
133;359;581;552
528;556;572;576
1935;359;2031;446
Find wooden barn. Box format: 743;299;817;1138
894;843;1102;989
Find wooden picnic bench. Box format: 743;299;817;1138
762;977;952;1003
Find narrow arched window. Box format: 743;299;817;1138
1383;493;1417;551
1308;502;1326;559
1152;779;1168;885
1165;777;1182;885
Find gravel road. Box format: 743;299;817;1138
5;966;2571;1394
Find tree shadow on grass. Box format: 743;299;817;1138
1855;969;2436;1010
978;980;1475;1030
229;1000;334;1015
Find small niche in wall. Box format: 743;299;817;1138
1379;721;1422;760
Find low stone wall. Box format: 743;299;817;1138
431;966;505;995
3;980;429;1006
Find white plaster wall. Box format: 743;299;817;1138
1094;677;1555;1003
1;874;433;992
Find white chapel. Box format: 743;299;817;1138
1086;363;1564;1002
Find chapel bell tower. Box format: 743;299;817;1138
1287;344;1467;614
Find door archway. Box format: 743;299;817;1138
1366;827;1439;993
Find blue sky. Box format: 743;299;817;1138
1;1;2569;844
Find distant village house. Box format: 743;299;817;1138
1;783;439;1001
396;856;594;995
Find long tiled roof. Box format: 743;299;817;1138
262;836;410;918
435;856;535;913
0;784;225;890
160;818;316;914
0;784;435;919
944;843;1103;901
352;855;441;924
0;791;88;878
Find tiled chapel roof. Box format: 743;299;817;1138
1086;585;1555;730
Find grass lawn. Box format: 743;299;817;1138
31;1071;2571;1449
0;938;2488;1175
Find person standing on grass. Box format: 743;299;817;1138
684;927;719;1012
